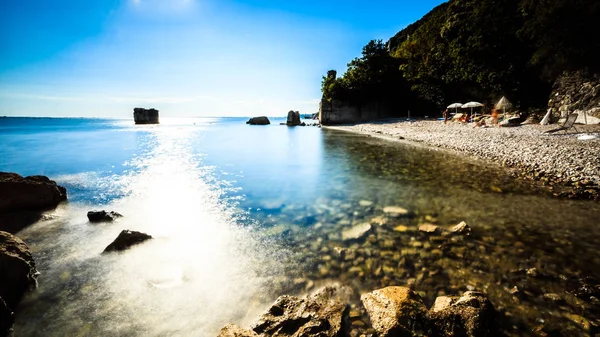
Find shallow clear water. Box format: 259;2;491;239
1;117;599;336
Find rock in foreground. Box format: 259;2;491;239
0;172;67;213
246;116;271;125
103;230;152;253
87;210;123;223
428;291;496;337
361;286;427;336
0;231;39;335
218;324;259;337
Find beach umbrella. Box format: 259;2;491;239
447;102;463;114
494;96;512;116
462;101;484;121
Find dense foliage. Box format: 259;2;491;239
322;0;600;115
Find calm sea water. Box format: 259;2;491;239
1;117;599;336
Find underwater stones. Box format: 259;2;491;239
428;291;496;337
103;230;152;252
359;200;373;207
383;206;409;217
218;324;259;337
252;286;350;337
360;286;427;337
246;116;270;125
419;223;442;234
0;172;67;213
87;210;123;223
451;221;471;234
342;223;372;241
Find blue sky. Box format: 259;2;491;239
0;0;445;117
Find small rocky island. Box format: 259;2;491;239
133;108;159;125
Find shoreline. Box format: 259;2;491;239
324;119;600;200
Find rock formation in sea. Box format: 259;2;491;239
0;231;39;336
0;172;67;233
103;230;153;252
246;116;271;125
133;108;159;124
286;111;301;126
87;210;123;223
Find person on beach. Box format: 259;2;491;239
443;109;449;124
491;108;499;126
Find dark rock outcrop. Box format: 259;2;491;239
0;231;39;335
87;210;123;223
253;286;349;337
0;173;67;213
246;116;271;125
286;111;301;126
548;70;600;123
133;108;159;124
0;173;67;233
361;286;428;336
103;230;152;253
428;291;496;337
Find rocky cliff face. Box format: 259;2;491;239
548;71;600;124
133;108;159;124
319;98;391;125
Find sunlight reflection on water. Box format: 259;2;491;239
15;124;287;336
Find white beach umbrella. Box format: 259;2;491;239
447;102;463;114
462;101;484;121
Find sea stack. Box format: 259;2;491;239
133;108;159;124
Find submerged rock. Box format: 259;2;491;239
342;223;372;241
383;206;409;217
361;286;428;336
103;230;152;252
0;231;39;335
252;285;350;337
87;210;123;223
246;116;270;125
419;223;442;234
451;221;471;234
0;172;67;213
428;291;496;337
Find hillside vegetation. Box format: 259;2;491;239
321;0;600;115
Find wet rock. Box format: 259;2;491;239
286;111;301;126
87;210;123;223
0;231;38;335
360;286;427;336
342;223;372;241
359;200;373;207
428;291;496;337
383;206;409;217
103;230;153;252
565;313;591;333
246;116;270;125
0;172;67;212
252;286;350;337
218;324;259;337
451;221;471;234
542;293;562;302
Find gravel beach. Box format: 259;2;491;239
325;119;600;200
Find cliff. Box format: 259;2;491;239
133;108;159;124
320;0;600;122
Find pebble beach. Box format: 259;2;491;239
326;119;600;200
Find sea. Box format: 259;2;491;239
1;116;599;336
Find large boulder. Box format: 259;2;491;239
87;210;123;223
360;286;428;337
0;231;38;335
246;116;270;125
428;291;496;337
252;285;350;337
548;70;600;123
0;172;67;213
103;230;152;253
133;108;159;124
286;111;301;126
